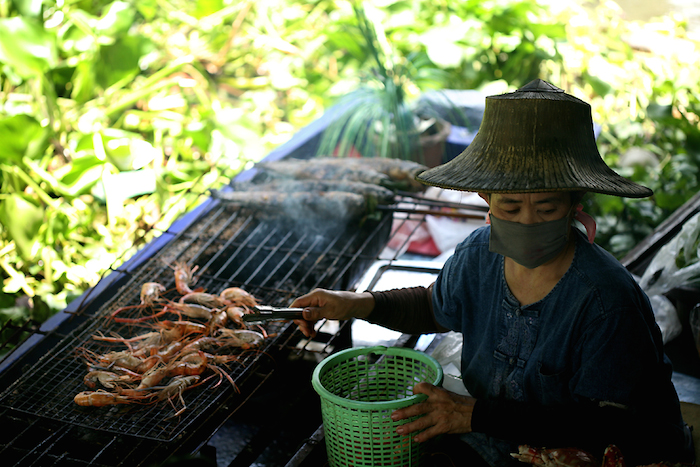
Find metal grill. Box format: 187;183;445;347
0;200;393;442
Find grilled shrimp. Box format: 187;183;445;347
179;292;230;309
219;287;258;308
165;302;213;320
216;329;265;349
180;336;220;354
511;445;599;467
74;390;133;407
83;370;135;389
138;363;169;389
140;282;166;306
173;261;199;295
100;351;143;371
167;351;208;377
156;375;201;417
225;306;247;328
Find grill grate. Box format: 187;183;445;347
0;202;393;442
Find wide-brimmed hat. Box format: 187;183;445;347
415;79;652;198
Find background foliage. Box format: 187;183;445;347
1;0;699;348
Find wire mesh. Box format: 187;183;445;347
0;202;393;442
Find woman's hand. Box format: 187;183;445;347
391;383;476;443
290;288;374;338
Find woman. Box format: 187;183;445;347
292;80;695;466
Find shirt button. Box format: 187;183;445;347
509;357;515;365
515;309;521;317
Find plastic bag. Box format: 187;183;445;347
430;331;470;396
648;294;682;344
638;211;700;297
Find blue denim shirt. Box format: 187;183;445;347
433;226;687;464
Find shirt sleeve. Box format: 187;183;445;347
366;285;447;334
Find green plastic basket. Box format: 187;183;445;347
312;346;443;467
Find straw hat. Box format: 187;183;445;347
415;79;652;198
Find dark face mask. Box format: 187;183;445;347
488;213;570;269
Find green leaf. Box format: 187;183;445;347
71;60;98;103
12;0;44;19
0;17;58;79
583;72;613;97
55;154;105;196
100;129;158;171
646;103;675;123
0;194;44;260
96;1;135;42
96;35;152;89
193;0;225;19
134;0;158;20
0;114;46;164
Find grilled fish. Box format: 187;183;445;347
254;157;427;192
312;157;428;192
211;190;367;220
231;179;395;205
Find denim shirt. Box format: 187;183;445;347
432;226;686;464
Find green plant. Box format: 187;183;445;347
316;2;448;161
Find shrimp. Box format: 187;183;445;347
219;287;258;308
83;370;136;389
110;305;168;324
207;309;228;334
216;329;265;349
98;351;143;371
173;261;199;295
156;340;186;361
225;306;247;328
91;331;161;345
74;390;133;407
165;302;213;321
511;445;599;467
140;282;166;306
138;363;169;389
167;351;208;377
155;375;201;417
107;282;167;325
179;292;230;309
135;355;163;373
155;320;208;338
180;336;220;354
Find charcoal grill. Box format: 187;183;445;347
0;172;485;466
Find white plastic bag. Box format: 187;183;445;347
648;294;682;344
639;211;700;297
430;331;470;396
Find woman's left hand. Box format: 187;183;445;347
391;383;476;442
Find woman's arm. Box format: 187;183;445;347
292;284;448;337
367;284;449;334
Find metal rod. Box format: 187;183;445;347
395;191;489;212
377;205;486;220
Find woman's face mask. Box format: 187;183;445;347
488;213;570;269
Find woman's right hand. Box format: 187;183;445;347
290;289;375;338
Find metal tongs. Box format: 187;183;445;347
242;305;305;324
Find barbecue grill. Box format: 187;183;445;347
0;169;485;466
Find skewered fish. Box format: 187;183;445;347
231;179;396;205
253;157;427;192
210;190;367;220
314;157;428;192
